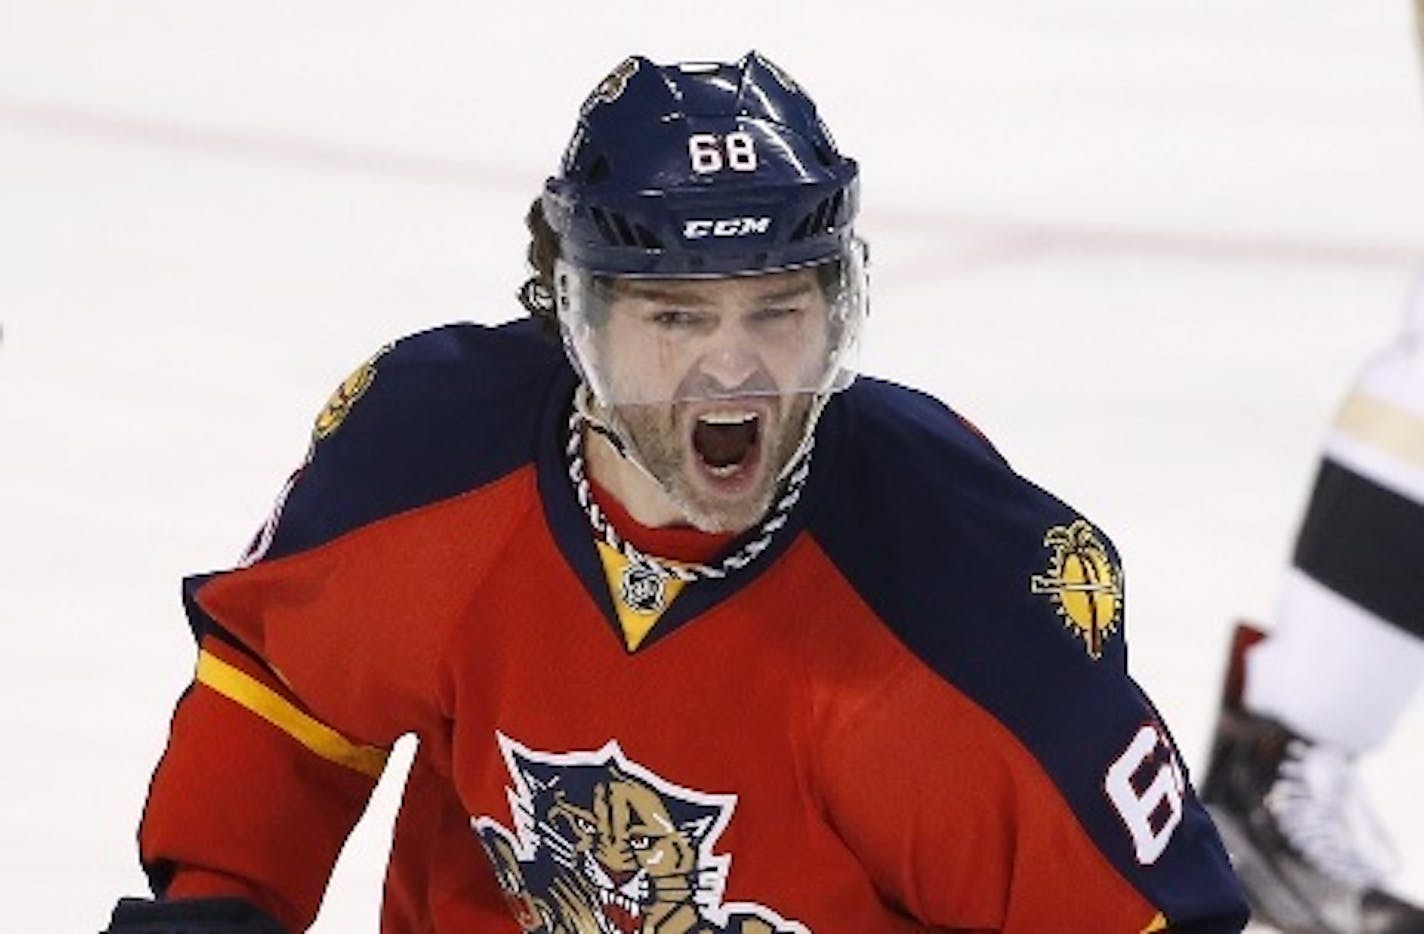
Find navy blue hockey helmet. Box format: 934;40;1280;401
548;52;867;407
543;51;861;278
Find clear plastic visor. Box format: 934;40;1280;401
555;241;866;407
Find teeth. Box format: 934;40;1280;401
707;463;740;478
697;410;757;426
597;888;641;921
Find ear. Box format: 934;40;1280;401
679;815;715;842
510;751;558;796
678;803;724;843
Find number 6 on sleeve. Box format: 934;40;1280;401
1105;723;1185;864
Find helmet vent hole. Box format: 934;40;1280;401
609;211;638;247
633;225;663;249
586;154;612;184
790;194;840;243
590;208;618;245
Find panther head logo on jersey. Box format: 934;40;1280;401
474;733;806;934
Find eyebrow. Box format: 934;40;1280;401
616;281;817;306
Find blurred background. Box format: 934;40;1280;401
2;1;1422;929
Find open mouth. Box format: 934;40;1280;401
691;409;762;481
597;889;641;934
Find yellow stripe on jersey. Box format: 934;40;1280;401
595;541;688;651
1335;391;1424;472
1140;912;1168;933
195;649;388;778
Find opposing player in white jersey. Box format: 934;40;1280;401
1202;273;1424;933
1202;7;1424;928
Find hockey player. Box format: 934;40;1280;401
1203;275;1424;934
104;53;1248;933
1199;2;1424;929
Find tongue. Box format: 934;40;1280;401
603;902;639;933
693;420;757;468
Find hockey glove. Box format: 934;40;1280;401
102;896;286;934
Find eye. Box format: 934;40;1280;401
749;306;803;324
649;309;703;328
627;833;652;850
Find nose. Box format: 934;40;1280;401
605;867;637;887
697;343;760;391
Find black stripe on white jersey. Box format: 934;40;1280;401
1293;457;1424;639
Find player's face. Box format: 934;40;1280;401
600;269;831;532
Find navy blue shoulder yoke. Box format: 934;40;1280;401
259;318;571;562
808;375;1158;844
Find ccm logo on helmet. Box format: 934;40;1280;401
682;217;772;240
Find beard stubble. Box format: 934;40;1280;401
610;394;815;534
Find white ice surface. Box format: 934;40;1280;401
2;2;1423;930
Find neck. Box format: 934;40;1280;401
584;425;694;530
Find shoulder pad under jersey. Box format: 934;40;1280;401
246;318;570;563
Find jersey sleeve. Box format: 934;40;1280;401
133;322;562;927
139;629;389;930
818;658;1246;932
809;381;1249;931
137;473;422;929
134;327;525;930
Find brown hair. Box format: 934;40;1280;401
519;197;561;337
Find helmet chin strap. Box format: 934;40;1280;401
778;391;830;483
571;383;663;489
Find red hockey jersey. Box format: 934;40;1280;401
136;319;1248;932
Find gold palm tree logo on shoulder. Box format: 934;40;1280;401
1030;519;1123;660
312;345;391;442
